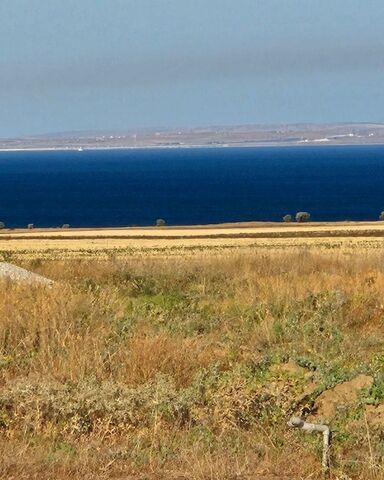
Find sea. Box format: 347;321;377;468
1;145;384;228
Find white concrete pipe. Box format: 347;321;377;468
288;416;331;475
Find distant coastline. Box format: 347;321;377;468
2;122;384;152
2;141;384;153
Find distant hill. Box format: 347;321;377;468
1;122;384;150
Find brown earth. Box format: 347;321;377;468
313;375;374;420
365;404;384;428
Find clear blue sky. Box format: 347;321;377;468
1;0;384;137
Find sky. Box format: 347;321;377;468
1;0;384;137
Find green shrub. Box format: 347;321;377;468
295;211;311;222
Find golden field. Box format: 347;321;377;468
2;221;384;258
0;223;384;479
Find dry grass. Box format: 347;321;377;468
0;246;384;479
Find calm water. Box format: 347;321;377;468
1;145;384;228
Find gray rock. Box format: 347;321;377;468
0;262;53;286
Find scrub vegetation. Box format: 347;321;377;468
0;246;384;479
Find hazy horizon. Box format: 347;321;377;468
1;0;384;137
4;121;384;141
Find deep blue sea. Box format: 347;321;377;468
1;145;384;228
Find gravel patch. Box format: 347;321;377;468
0;262;53;285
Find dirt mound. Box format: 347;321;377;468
365;404;384;427
313;374;373;420
269;360;308;376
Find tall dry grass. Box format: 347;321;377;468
0;247;384;478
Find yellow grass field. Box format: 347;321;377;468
1;223;384;479
2;221;384;257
